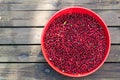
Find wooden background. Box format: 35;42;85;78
0;0;120;80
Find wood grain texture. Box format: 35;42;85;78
0;28;119;44
0;45;44;62
0;0;119;80
0;45;119;62
0;63;119;80
4;0;120;10
0;28;43;44
0;0;120;26
0;10;120;26
0;4;8;11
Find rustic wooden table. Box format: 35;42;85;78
0;0;120;80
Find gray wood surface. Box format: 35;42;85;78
0;63;119;80
4;0;120;10
0;45;119;62
0;28;119;44
12;11;120;26
0;45;44;62
0;0;119;79
0;0;120;26
0;10;120;26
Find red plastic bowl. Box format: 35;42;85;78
41;7;111;77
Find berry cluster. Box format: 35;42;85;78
43;13;107;74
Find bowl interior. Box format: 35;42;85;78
41;7;111;77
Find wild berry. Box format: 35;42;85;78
43;13;107;75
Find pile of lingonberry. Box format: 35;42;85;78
43;13;107;74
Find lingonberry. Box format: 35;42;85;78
43;13;107;74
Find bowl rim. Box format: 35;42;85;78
41;6;111;77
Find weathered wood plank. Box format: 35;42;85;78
0;3;11;26
0;63;119;80
10;10;120;26
5;0;120;10
0;4;8;11
0;1;120;26
110;28;120;44
107;45;120;62
0;28;119;44
0;10;119;26
0;45;119;62
0;45;44;62
0;28;43;44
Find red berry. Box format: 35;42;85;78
44;13;107;75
